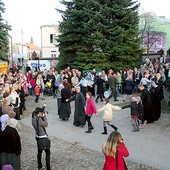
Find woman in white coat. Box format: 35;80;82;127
97;98;121;134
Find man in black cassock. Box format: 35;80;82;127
138;84;155;123
68;86;86;127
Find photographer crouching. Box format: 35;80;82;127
32;106;51;170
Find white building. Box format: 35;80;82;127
40;25;59;58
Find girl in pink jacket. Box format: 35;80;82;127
85;92;97;133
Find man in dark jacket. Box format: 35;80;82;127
108;73;118;101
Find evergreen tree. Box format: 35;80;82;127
0;0;11;61
57;0;141;70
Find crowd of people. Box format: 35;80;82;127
0;55;170;169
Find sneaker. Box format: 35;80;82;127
143;120;147;125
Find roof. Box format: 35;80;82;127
25;43;40;51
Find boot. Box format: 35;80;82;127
95;96;99;103
110;124;118;131
89;122;94;130
85;127;92;133
102;127;107;134
90;126;94;130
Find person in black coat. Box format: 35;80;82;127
150;73;164;121
17;84;26;115
58;87;71;120
95;75;105;103
67;86;86;127
138;84;155;123
0;114;21;170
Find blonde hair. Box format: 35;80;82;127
102;131;122;157
2;98;10;106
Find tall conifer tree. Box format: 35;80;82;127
57;0;141;70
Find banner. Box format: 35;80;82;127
27;60;51;71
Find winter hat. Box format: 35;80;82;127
35;107;44;113
131;96;141;104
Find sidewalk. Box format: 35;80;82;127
20;94;170;170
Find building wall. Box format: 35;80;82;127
143;34;166;53
140;13;170;54
41;25;59;58
149;14;170;53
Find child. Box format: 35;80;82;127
102;131;129;170
45;80;52;97
85;92;97;133
29;76;36;95
97;98;121;134
34;85;41;103
122;96;143;132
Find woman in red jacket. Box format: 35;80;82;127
85;92;97;133
102;131;129;170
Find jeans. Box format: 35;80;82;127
37;148;51;169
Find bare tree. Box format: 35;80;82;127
139;12;165;54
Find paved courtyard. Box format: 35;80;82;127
20;93;170;170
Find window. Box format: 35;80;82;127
50;34;57;44
51;51;57;58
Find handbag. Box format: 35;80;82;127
36;117;51;150
36;137;51;150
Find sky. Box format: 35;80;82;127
3;0;64;46
3;0;170;46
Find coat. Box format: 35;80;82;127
122;102;143;117
69;92;86;126
103;142;129;170
0;126;21;169
85;97;96;115
34;86;40;96
98;103;121;121
96;78;105;95
141;88;155;123
59;88;71;119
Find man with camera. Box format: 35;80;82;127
32;107;51;170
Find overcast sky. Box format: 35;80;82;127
3;0;64;45
3;0;170;46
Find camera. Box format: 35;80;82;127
32;104;49;118
42;104;49;115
